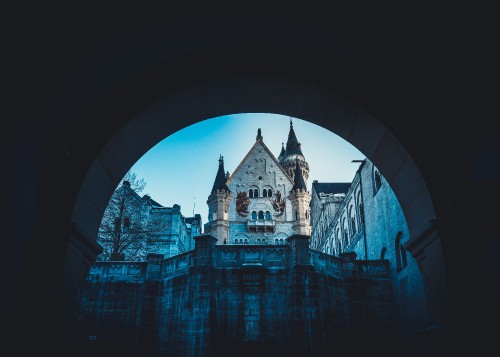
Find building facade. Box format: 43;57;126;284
204;121;311;245
96;180;202;261
310;159;432;334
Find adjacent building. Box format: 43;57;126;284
96;180;201;261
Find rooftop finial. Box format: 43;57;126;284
256;128;263;141
290;118;293;127
219;155;223;166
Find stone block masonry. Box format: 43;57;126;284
76;235;395;356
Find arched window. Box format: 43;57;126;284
265;211;271;220
380;247;387;260
373;169;382;195
351;217;356;236
244;239;249;244
275;239;278;245
249;190;254;198
257;239;261;244
343;231;349;249
258;211;264;219
251;211;257;220
267;189;272;197
279;239;284;245
254;189;259;197
395;232;407;270
336;240;341;256
263;189;267;197
401;244;408;268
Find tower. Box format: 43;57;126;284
206;155;232;244
278;119;309;185
289;160;311;236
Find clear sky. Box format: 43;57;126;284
128;113;365;226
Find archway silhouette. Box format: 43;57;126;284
65;77;449;349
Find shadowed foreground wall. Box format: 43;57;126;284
76;235;402;356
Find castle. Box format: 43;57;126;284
76;121;437;356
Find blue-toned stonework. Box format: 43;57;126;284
77;124;437;355
76;235;394;356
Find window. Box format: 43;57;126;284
373;168;383;195
351;217;356;236
265;211;271;220
249;190;254;198
258;211;264;219
263;189;268;197
254;189;259;197
267;189;272;197
251;211;257;220
395;232;407;270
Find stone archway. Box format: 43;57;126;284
65;76;449;347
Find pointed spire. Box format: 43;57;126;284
211;155;230;194
278;142;286;162
256;128;263;141
285;118;304;156
292;159;307;191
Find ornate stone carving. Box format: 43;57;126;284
270;190;286;216
236;191;250;216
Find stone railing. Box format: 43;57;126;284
355;259;390;278
309;249;343;276
246;219;276;232
162;250;194;276
215;245;289;267
86;261;147;282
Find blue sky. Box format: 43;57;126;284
128;113;364;225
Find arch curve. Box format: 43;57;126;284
71;77;435;248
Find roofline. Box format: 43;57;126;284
226;140;294;186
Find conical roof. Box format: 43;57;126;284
284;119;304;157
292;159;307;191
211;155;230;194
277;142;285;162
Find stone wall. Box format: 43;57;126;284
76;235;395;356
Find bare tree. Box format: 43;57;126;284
97;172;159;261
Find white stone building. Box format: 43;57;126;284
204;120;312;244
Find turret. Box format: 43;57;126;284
206;155;232;244
288;160;311;236
279;119;309;185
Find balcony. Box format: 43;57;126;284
247;219;276;232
